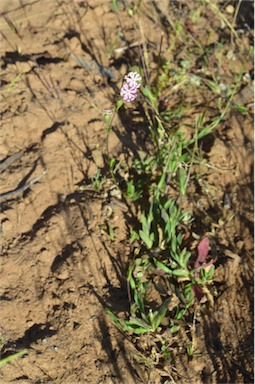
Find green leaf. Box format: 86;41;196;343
104;113;111;124
125;325;150;334
142;86;157;107
164;199;174;210
109;158;116;172
115;99;123;111
125;317;151;334
205;265;215;280
154;260;173;275
157;171;166;191
152;298;171;330
233;103;247;115
170;239;177;256
112;0;118;13
197;116;222;140
0;350;28;367
106;310;151;334
179;247;190;268
130;229;139;243
197;113;204;128
183;249;191;268
140;213;150;234
171;268;189;277
177;232;183;245
176;308;186;320
170;325;180;333
139;230;153;249
179;167;187;195
106;308;124;329
108;225;115;241
134;290;145;313
127;265;136;289
148;204;154;225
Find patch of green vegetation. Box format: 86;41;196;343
105;0;252;367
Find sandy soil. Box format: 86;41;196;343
0;1;253;383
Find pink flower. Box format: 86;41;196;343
124;71;142;88
120;82;138;102
120;71;142;102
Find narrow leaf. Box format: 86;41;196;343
139;230;153;249
153;298;171;329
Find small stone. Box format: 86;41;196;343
1;219;13;233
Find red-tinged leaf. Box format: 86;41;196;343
195;237;210;268
193;285;206;302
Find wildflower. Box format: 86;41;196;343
120;82;138;102
124;71;142;88
120;71;142;102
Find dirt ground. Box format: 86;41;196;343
0;1;254;383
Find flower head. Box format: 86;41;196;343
120;82;138;102
124;71;142;88
120;71;142;102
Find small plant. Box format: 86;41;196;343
126;179;143;201
104;63;217;356
90;168;106;192
102;14;246;364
